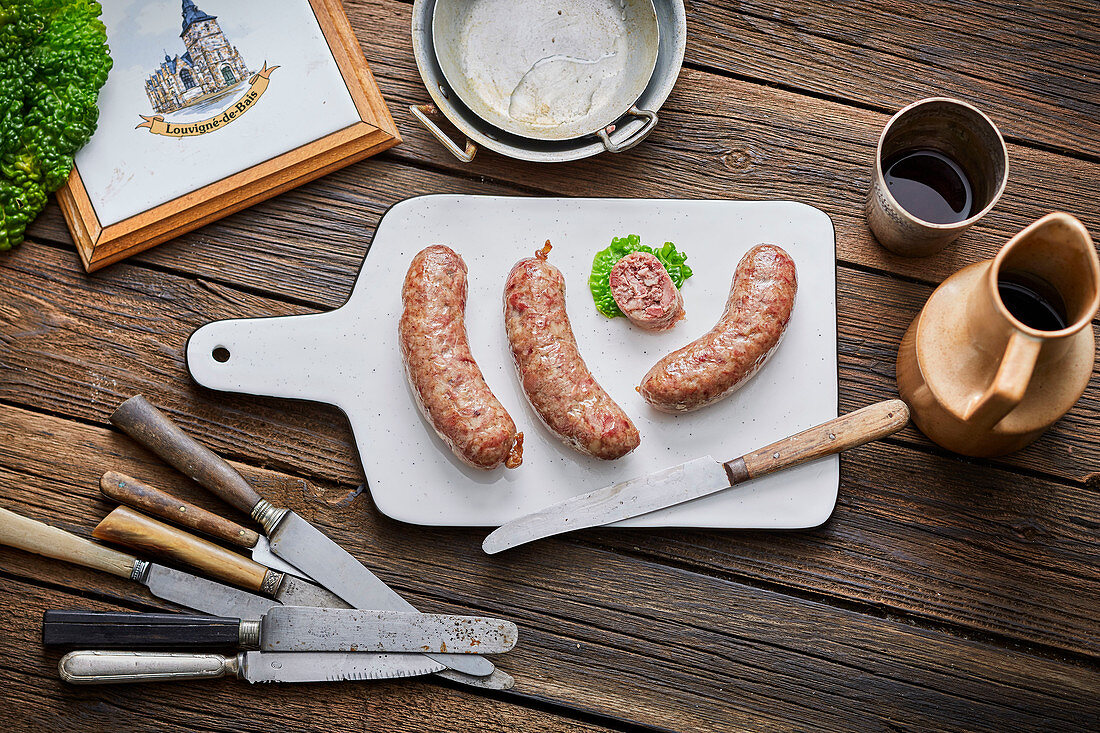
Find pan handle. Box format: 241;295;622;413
598;107;659;153
410;104;478;163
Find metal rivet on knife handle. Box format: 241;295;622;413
110;395;263;516
723;399;911;484
100;471;260;549
93;506;280;596
0;506;138;579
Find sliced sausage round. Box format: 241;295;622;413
399;245;522;469
609;251;685;331
638;244;797;413
504;243;640;460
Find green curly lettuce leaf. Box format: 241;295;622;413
589;234;694;318
0;0;112;251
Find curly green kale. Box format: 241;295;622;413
0;0;111;251
589;234;693;318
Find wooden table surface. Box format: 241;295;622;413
2;1;1098;730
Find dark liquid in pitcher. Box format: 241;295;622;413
998;272;1069;331
883;148;974;224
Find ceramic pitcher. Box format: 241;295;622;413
897;212;1100;457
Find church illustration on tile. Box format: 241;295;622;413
145;1;252;114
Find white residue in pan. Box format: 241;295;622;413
507;51;622;127
458;0;630;128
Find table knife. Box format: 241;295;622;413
58;650;445;685
93;506;348;610
0;506;279;618
111;395;493;678
100;470;307;581
0;507;512;689
44;607;518;654
483;399;910;553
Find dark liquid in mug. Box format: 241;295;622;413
998;272;1069;331
883;148;974;224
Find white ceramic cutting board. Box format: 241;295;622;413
188;196;838;528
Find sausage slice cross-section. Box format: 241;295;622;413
609;251;685;331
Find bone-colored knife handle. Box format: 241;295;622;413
59;650;239;685
110;396;262;515
100;471;260;549
0;507;136;579
93;506;279;595
724;399;910;483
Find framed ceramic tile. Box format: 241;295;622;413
58;0;399;271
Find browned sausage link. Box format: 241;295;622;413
504;244;640;460
399;245;522;469
639;244;797;413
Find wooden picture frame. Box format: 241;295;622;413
57;0;399;272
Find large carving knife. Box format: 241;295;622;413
484;400;910;553
99;470;307;581
44;608;518;654
110;395;494;678
93;506;349;610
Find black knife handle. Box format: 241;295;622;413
110;395;262;515
43;611;242;649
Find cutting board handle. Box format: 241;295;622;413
187;310;359;405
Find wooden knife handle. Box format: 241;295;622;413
43;611;241;648
724;399;910;483
110;396;262;515
92;506;280;596
0;507;136;579
100;471;260;550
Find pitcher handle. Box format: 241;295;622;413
961;331;1042;428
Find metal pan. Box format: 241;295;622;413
411;0;685;162
431;0;659;143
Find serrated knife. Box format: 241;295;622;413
483;400;910;553
99;470;306;581
43;607;518;654
0;507;514;690
58;650;444;685
110;395;494;678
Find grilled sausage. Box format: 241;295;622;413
504;242;640;460
400;245;522;469
609;251;685;331
638;244;797;413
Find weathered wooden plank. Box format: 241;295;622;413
339;0;1100;286
687;0;1100;156
2;467;1098;733
23;1;1100;293
0;581;620;733
5;233;1097;489
0;395;1096;670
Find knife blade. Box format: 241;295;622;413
483;400;911;553
58;650;445;685
0;506;274;618
111;395;494;678
44;608;519;655
0;507;462;685
100;471;308;581
93;506;349;610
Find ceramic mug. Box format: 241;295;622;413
866;97;1009;257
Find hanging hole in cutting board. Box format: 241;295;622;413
212;347;230;363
